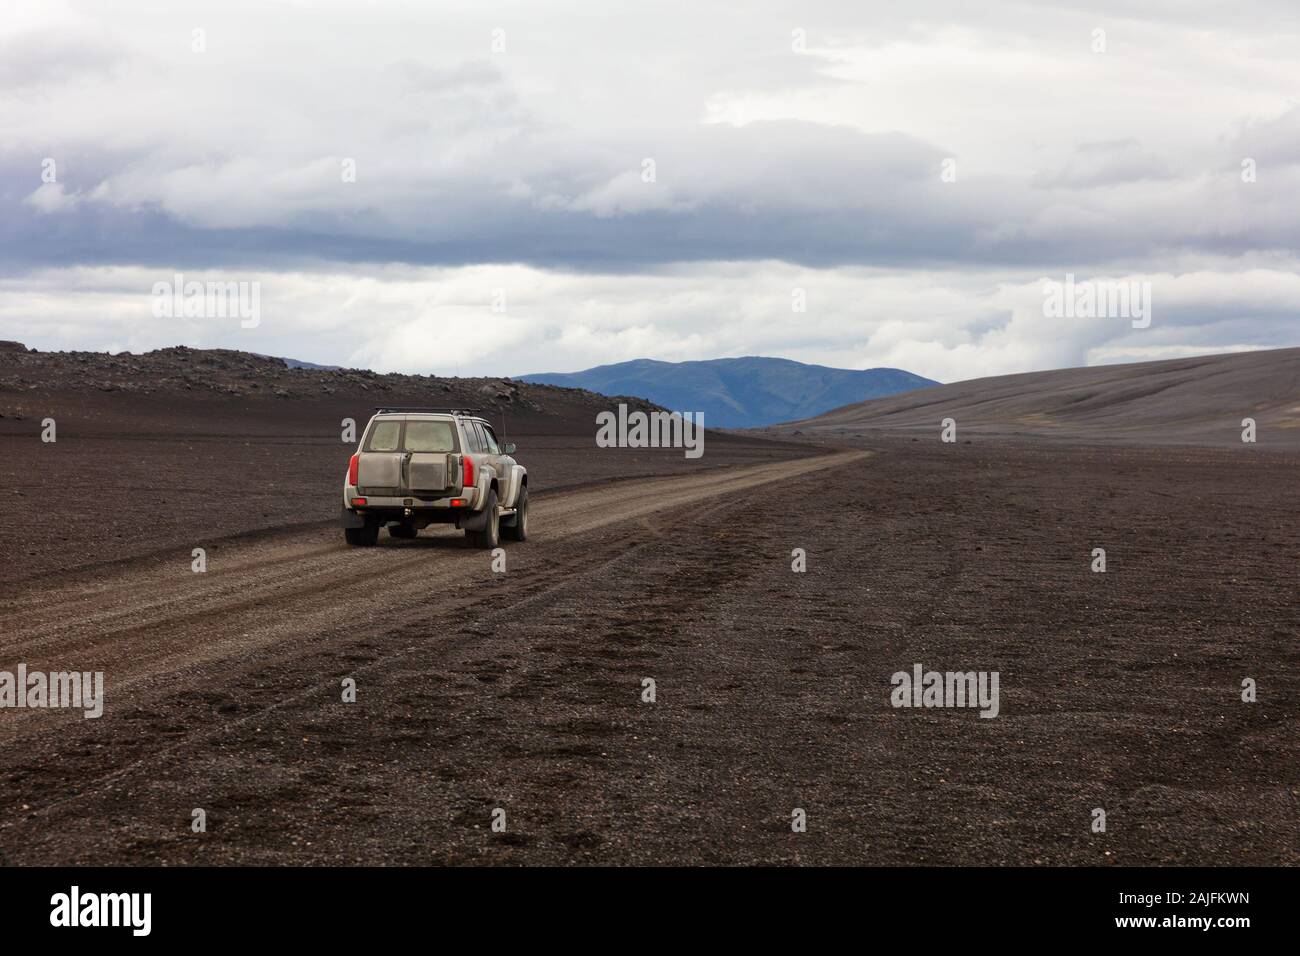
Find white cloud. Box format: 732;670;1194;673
1;262;1296;383
23;182;79;213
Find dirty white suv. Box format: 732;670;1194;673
341;408;528;548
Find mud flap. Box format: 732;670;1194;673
459;506;489;532
340;507;367;529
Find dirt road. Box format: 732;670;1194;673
1;450;866;702
0;451;866;863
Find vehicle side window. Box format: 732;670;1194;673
481;424;500;454
366;420;401;452
461;421;482;453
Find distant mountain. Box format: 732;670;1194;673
280;357;342;371
251;353;342;371
519;357;939;428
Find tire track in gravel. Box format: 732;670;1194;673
0;450;868;745
0;500;698;837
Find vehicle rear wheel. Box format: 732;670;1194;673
344;521;379;547
466;489;500;549
388;522;418;539
502;485;528;541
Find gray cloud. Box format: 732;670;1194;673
0;28;123;91
1;0;1298;374
1032;140;1178;188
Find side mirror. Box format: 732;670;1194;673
502;442;517;454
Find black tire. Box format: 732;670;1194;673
388;522;418;539
502;485;528;541
344;521;379;547
466;489;500;549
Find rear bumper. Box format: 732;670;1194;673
342;498;472;525
340;482;481;527
352;492;465;509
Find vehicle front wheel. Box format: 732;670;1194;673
466;490;500;549
502;485;528;541
344;521;380;547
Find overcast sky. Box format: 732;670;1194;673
2;0;1299;381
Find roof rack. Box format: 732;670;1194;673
373;406;480;416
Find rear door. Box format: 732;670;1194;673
356;417;404;495
404;418;457;494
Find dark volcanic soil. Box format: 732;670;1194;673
0;423;1294;865
0;345;1294;865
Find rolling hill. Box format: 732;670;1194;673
772;347;1300;447
520;357;937;428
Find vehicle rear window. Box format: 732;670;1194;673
366;420;401;452
404;421;455;452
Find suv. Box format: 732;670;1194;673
341;408;528;548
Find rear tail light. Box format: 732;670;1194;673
462;454;474;488
351;497;367;507
347;453;359;486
